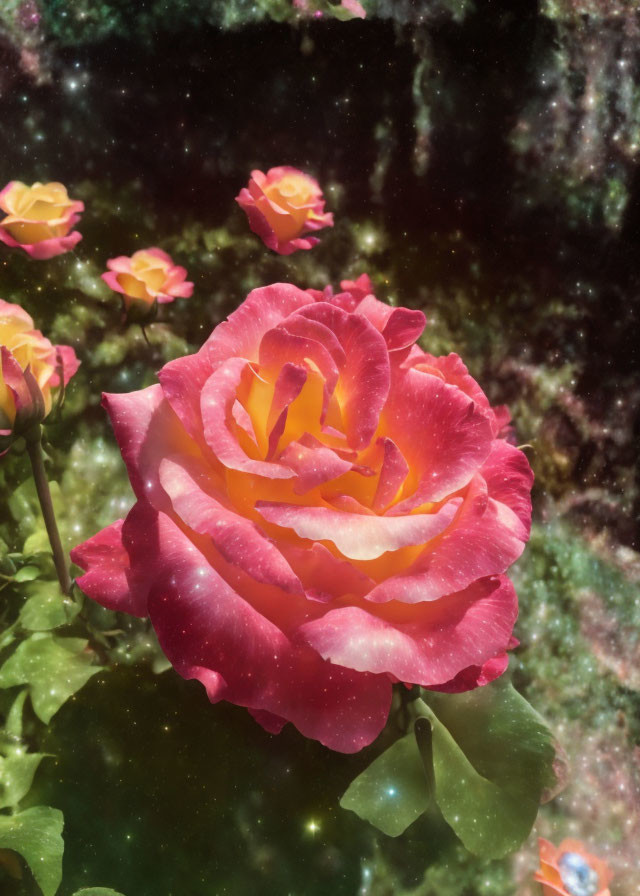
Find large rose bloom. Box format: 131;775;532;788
0;181;84;259
71;279;532;753
0;299;79;443
534;838;612;896
235;167;334;255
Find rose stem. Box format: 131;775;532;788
25;425;72;596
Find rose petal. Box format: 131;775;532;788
339;273;373;301
55;344;80;386
159;284;314;442
200;358;294;479
279;435;353;493
427;652;510;693
248;708;287;735
266;362;308;458
256;498;461;561
480;439;533;535
298;575;517;687
385;366;494;510
259;322;341;395
71;504;159;618
103;384;200;507
159;454;304;595
373;437;410;511
70;519;136;615
381;307;426;351
295;302;390;450
280;541;375;600
203;283;314;363
367;475;528;603
145;510;392;752
0;227;82;260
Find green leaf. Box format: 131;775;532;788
0;752;47;809
340;732;432;836
0;623;17;651
5;689;29;739
19;581;81;631
0;634;102;724
14;566;41;583
72;889;128;896
415;680;555;858
327;7;360;20
340;681;555;856
0;806;64;896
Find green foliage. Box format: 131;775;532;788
414;685;554;858
72;890;127;896
342;681;555;858
0;752;48;810
19;582;81;632
340;731;432;836
0;634;102;724
0;806;64;896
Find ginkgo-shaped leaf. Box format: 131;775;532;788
340;729;433;836
340;681;555;858
0;806;63;896
414;682;555;858
0;634;102;724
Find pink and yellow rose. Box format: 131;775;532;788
293;0;366;18
0;181;84;259
534;838;612;896
102;248;193;312
235;167;334;255
0;299;79;444
72;278;532;753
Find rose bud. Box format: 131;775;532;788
102;248;193;321
0;181;84;259
72;280;532;753
0;299;79;449
535;838;613;896
235;166;334;255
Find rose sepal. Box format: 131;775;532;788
340;677;558;858
122;295;159;325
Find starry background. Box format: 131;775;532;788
0;1;639;894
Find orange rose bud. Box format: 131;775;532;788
534;838;613;896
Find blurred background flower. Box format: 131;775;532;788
534;838;612;896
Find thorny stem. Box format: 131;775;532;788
25;425;72;596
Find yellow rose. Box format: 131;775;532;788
0;181;84;259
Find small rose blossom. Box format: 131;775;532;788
72;279;532;753
235;167;334;255
101;248;193;312
339;0;366;18
0;181;83;259
534;839;612;896
293;0;366;18
0;299;79;446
